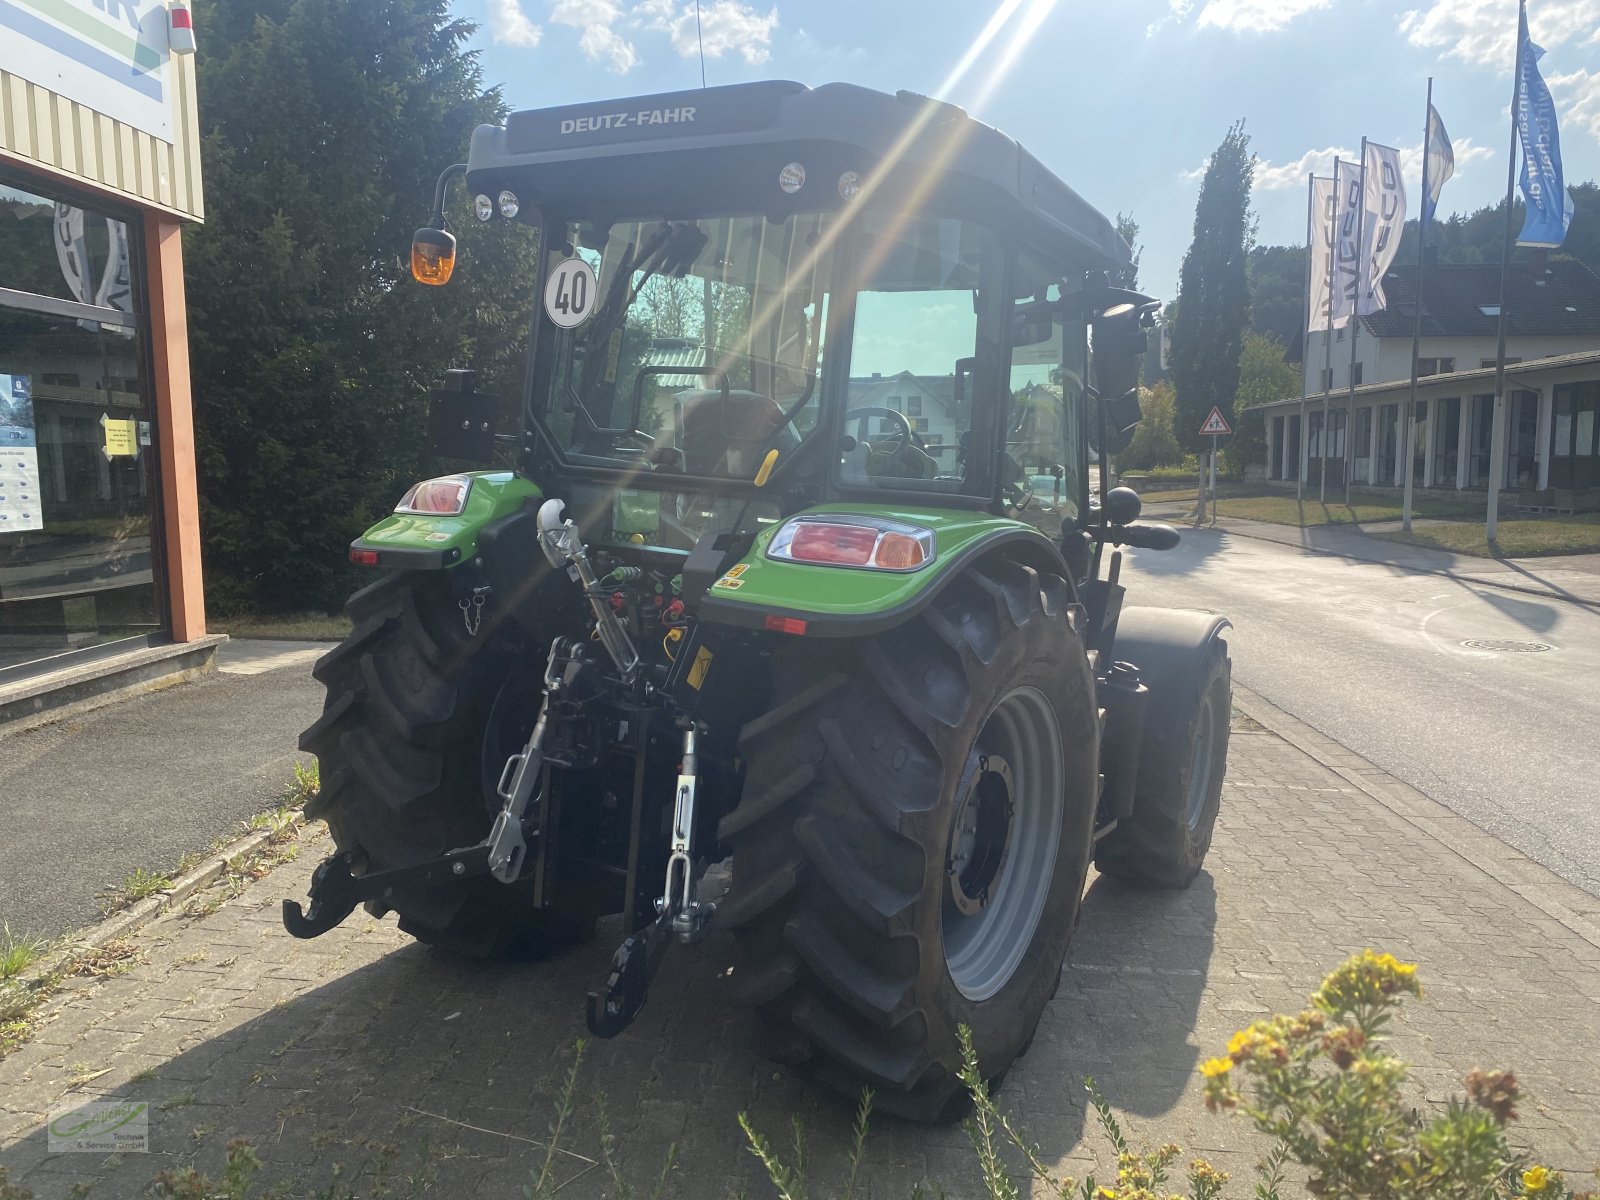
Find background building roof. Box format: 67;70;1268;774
1359;258;1600;339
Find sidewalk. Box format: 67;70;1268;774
2;687;1597;1197
1142;498;1600;606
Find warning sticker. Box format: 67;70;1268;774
713;563;749;589
686;646;713;690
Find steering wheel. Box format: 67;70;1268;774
844;406;914;451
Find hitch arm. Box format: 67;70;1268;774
282;844;493;939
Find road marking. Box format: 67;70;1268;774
218;645;326;676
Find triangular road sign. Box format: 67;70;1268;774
1199;406;1232;435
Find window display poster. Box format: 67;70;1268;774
0;375;43;533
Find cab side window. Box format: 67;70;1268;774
1007;255;1085;523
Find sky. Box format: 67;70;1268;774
456;0;1600;313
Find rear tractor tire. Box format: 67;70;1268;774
1094;642;1230;889
299;571;588;958
719;559;1099;1122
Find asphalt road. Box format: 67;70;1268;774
1119;525;1600;898
0;643;324;943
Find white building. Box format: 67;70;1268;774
1259;258;1600;494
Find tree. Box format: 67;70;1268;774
1246;244;1304;350
1114;212;1142;290
1170;121;1253;455
1115;381;1184;472
185;0;541;613
1225;332;1300;479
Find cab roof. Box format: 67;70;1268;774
465;80;1130;273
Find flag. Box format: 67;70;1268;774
1514;0;1573;247
1423;103;1454;226
1307;175;1336;333
1331;158;1363;330
1360;142;1406;314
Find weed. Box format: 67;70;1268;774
0;1172;33;1200
152;1137;261;1200
131;1067;160;1084
100;868;172;915
159;1089;196;1112
284;760;321;809
0;924;48;981
176;951;209;966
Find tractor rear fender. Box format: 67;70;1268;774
349;472;543;570
1100;605;1231;815
697;504;1071;638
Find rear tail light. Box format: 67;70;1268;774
767;517;935;571
396;474;472;516
350;547;380;566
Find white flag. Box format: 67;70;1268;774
1330;159;1363;330
1306;175;1336;333
53;203;91;304
1424;103;1454;225
1360;142;1406;314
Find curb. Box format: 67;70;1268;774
12;818;303;993
1144;505;1600;610
1231;683;1600;951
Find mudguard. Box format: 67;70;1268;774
350;472;542;570
1111;606;1231;725
696;502;1070;638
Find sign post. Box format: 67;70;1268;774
1198;406;1232;528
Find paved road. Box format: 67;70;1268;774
0;642;323;942
1119;525;1600;897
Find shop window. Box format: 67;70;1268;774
0;178;159;672
1351;362;1363;385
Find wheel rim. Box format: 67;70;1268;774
1185;691;1217;831
943;685;1064;1002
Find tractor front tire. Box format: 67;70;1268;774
1094;642;1230;889
300;571;586;958
720;559;1098;1122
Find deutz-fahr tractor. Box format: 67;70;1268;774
286;81;1232;1123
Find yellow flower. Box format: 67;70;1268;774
1201;1057;1233;1078
1523;1166;1551;1192
1227;1029;1250;1056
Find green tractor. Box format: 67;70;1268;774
286;81;1231;1122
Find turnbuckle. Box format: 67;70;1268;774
486;637;579;884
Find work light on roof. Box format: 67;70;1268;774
498;191;520;220
778;163;806;194
837;171;862;201
474;194;494;222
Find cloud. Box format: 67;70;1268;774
551;0;638;71
1221;138;1494;192
1548;67;1600;139
486;0;542;47
1151;0;1328;35
640;0;779;65
1194;0;1331;33
1399;0;1600;68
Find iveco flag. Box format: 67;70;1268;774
1360;143;1406;314
1514;0;1573;248
1330;159;1363;331
1423;104;1455;227
1307;176;1336;334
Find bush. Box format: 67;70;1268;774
1116;381;1186;472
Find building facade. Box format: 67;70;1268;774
0;1;210;712
1263;259;1600;496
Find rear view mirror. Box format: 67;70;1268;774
1091;306;1148;401
1106;387;1143;434
1009;305;1055;348
411;227;457;286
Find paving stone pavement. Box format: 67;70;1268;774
3;711;1598;1199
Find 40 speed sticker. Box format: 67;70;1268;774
544;257;598;329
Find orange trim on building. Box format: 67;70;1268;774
143;214;206;642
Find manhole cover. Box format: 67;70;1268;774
1460;638;1553;653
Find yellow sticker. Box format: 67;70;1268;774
714;563;749;589
102;417;138;459
686;646;713;690
713;577;743;590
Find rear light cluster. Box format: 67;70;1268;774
767;517;936;571
396;474;472;516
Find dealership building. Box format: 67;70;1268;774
0;1;214;723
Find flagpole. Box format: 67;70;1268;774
1322;159;1340;502
1344;138;1368;506
1488;4;1524;543
1299;172;1314;504
1402;78;1433;533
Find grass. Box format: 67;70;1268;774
209;612;351;641
1144;483;1488;527
0;925;47;981
1371;512;1600;558
99;867;173;915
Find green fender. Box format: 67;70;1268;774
351;472;543;569
697;503;1070;637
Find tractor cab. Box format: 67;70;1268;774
410;81;1159;566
